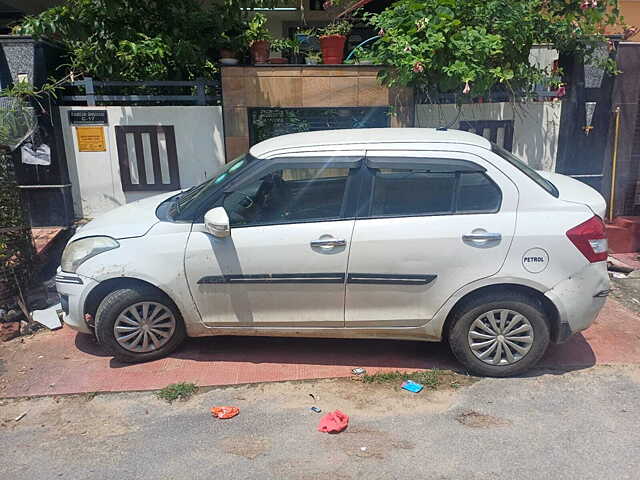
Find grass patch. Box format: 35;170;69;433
361;369;476;390
82;391;97;401
362;369;441;388
156;382;199;403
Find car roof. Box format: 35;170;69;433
249;128;492;158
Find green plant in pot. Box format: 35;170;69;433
295;26;317;46
305;51;322;65
245;13;272;64
270;37;303;64
318;21;351;65
217;8;246;64
219;33;241;64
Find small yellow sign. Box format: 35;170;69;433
76;126;106;152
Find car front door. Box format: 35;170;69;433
184;154;362;327
345;150;518;327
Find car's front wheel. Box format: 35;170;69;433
94;286;186;363
448;292;550;377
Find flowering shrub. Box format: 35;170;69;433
363;0;623;96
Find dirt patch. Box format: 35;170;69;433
276;466;353;480
221;372;476;419
0;393;138;440
0;329;60;395
314;425;416;461
619;365;640;384
609;277;640;315
220;435;271;459
455;410;512;428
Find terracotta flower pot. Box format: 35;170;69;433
319;35;346;65
219;48;236;59
251;40;270;64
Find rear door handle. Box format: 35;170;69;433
310;237;346;249
462;232;502;242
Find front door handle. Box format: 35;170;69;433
462;232;502;242
310;237;346;249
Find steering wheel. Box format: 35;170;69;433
238;194;254;209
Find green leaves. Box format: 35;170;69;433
362;0;622;97
244;12;271;45
15;0;241;80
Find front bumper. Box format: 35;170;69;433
545;262;609;342
55;271;99;334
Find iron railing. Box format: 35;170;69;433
61;77;222;106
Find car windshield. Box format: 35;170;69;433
169;154;253;218
491;144;559;198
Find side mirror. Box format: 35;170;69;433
204;207;230;238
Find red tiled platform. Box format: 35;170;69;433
31;227;65;256
1;298;639;397
606;216;640;253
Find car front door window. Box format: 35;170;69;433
220;167;350;227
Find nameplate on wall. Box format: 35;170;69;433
69;110;108;125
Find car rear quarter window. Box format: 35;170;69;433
368;167;501;218
456;172;501;213
491;143;559;197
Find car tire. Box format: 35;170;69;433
448;292;550;377
94;286;186;363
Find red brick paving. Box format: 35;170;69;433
31;227;65;256
1;298;638;398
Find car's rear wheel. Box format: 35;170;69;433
448;292;550;377
94;286;186;363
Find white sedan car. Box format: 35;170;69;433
56;128;609;376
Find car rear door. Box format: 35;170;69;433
345;149;518;327
184;153;363;327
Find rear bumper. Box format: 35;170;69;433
55;271;98;334
545;262;609;342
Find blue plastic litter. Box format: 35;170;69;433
401;380;424;393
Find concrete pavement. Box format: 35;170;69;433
1;365;639;480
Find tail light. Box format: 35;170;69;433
566;216;608;263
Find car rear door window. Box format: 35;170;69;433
372;169;456;216
366;164;501;218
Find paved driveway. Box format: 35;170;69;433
1;298;639;397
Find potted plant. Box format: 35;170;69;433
217;9;246;64
305;51;322;65
219;34;240;65
295;26;317;46
244;13;272;64
318;21;351;64
270;37;303;64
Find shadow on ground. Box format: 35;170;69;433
73;330;596;376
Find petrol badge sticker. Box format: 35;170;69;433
522;248;549;273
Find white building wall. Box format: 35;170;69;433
415;102;562;172
60;106;225;219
